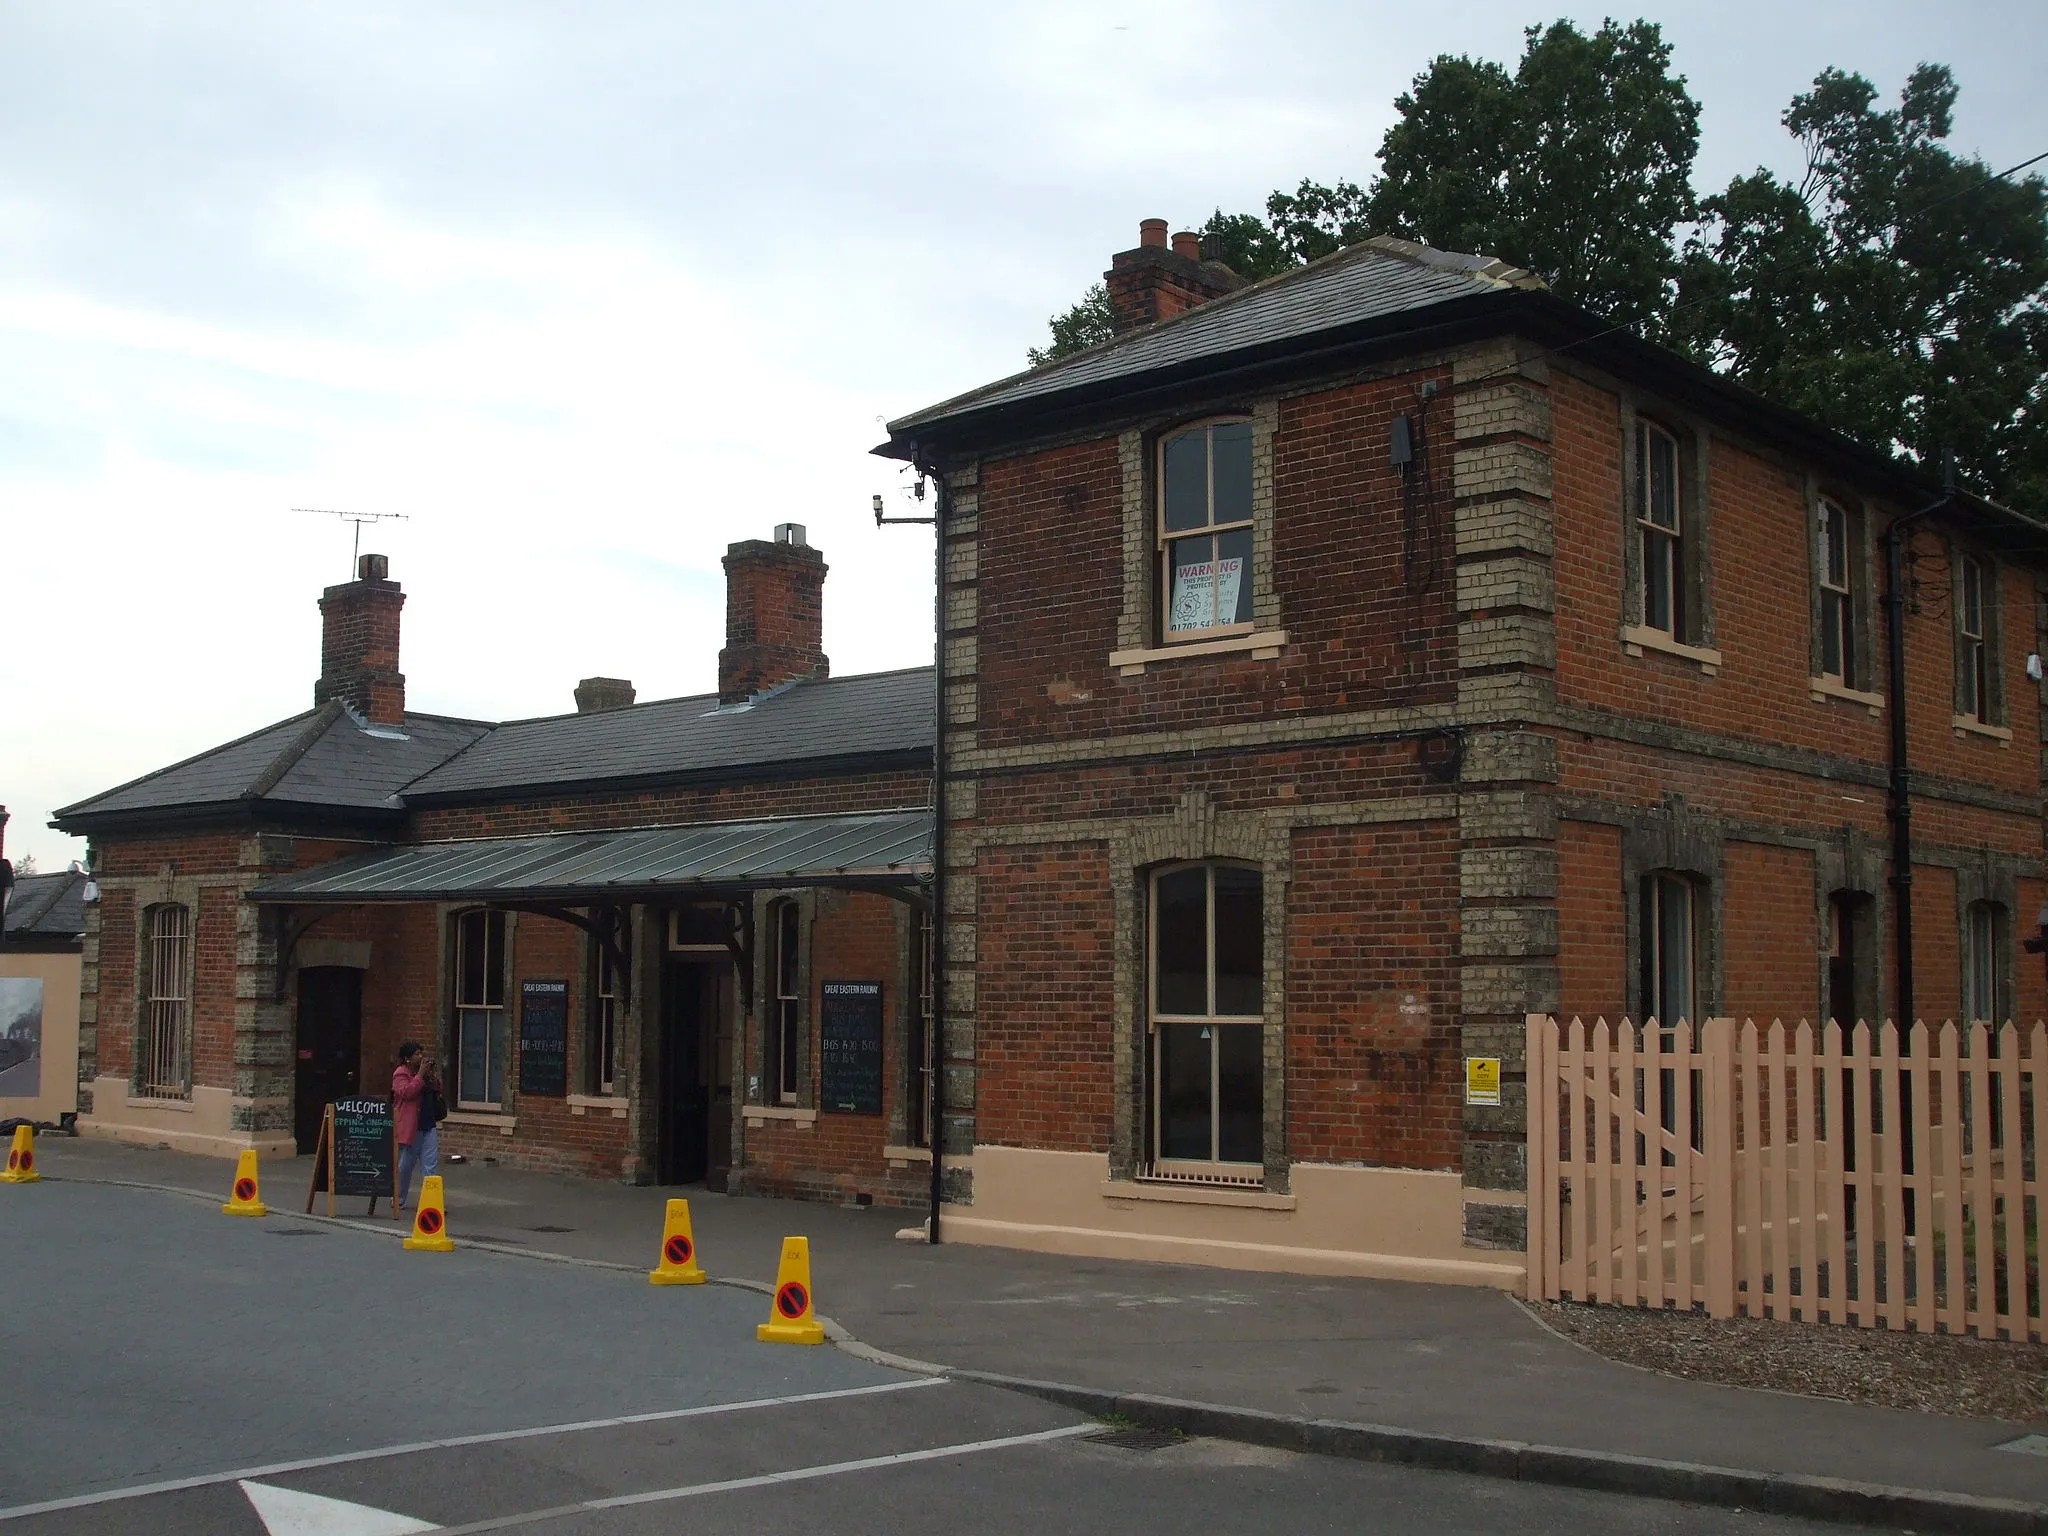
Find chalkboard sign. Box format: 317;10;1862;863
307;1098;394;1215
519;979;569;1097
820;980;883;1115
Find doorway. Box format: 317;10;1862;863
294;967;363;1153
658;960;715;1184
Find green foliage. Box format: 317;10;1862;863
1674;65;2048;507
1027;281;1115;366
1197;209;1294;280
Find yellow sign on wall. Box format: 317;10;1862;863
1465;1056;1501;1106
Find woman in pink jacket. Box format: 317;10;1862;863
392;1042;443;1212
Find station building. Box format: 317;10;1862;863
55;221;2048;1285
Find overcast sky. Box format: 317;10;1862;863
4;1;2045;869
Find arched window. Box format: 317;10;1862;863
141;903;191;1100
1147;862;1263;1179
1638;871;1696;1026
1159;419;1255;641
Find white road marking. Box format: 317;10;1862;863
241;1481;439;1535
433;1422;1099;1534
0;1377;944;1523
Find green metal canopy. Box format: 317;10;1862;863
245;809;931;905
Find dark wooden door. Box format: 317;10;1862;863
659;961;711;1184
295;967;363;1153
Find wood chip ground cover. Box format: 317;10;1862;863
1533;1300;2048;1422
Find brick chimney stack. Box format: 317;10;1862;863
574;677;636;714
718;523;828;704
315;553;406;725
1104;218;1244;334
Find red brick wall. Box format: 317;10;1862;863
93;888;135;1081
409;770;927;840
1721;841;1818;1022
1285;820;1462;1168
1558;820;1625;1020
973;842;1116;1152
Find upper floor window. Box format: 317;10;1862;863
1637;421;1684;638
454;909;507;1109
141;903;191;1101
1160;419;1255;641
1817;497;1861;685
771;900;803;1105
1148;862;1264;1181
1956;554;1997;725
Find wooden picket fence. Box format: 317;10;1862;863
1525;1015;2042;1340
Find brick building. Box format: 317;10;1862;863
56;528;944;1203
55;221;2048;1287
874;221;2048;1285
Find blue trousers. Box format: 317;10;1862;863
397;1125;439;1208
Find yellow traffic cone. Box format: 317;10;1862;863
1;1124;39;1184
402;1174;455;1252
756;1235;825;1344
648;1198;707;1285
221;1149;267;1216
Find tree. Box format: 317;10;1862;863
9;852;35;878
1027;282;1114;366
1674;65;2048;509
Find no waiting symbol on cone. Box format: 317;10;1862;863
234;1177;256;1201
776;1282;809;1318
418;1208;443;1236
665;1235;693;1266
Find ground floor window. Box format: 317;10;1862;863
772;899;802;1104
141;902;192;1100
1964;900;2003;1023
1639;872;1696;1026
454;908;508;1108
590;939;619;1095
1147;862;1263;1179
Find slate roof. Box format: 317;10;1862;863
886;237;1541;439
53;703;492;828
3;870;88;943
52;667;934;832
400;667;934;802
246;809;931;904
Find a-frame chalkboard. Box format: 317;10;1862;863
306;1099;397;1217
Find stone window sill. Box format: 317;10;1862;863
124;1093;194;1112
1620;625;1721;675
444;1110;517;1135
1951;714;2013;745
743;1105;818;1127
1109;630;1288;676
567;1094;628;1119
1100;1179;1296;1211
1809;676;1883;715
883;1144;972;1167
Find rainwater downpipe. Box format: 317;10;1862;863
1883;489;1953;1026
926;467;949;1243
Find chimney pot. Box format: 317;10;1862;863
1139;218;1169;248
1106;221;1246;336
1170;230;1201;261
315;554;406;725
574;677;636;714
718;532;829;704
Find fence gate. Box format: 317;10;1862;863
1525;1015;2042;1341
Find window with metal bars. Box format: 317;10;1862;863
454;909;507;1109
771;900;802;1105
590;939;618;1096
141;903;191;1100
1146;862;1264;1182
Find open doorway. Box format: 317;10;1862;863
658;959;722;1185
294;966;362;1153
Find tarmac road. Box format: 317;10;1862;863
0;1180;1890;1534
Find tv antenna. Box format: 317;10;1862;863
297;509;410;574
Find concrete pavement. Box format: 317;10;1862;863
22;1134;2048;1525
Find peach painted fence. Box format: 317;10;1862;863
1525;1015;2042;1340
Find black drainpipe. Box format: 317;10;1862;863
1883;489;1953;1025
926;468;949;1243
